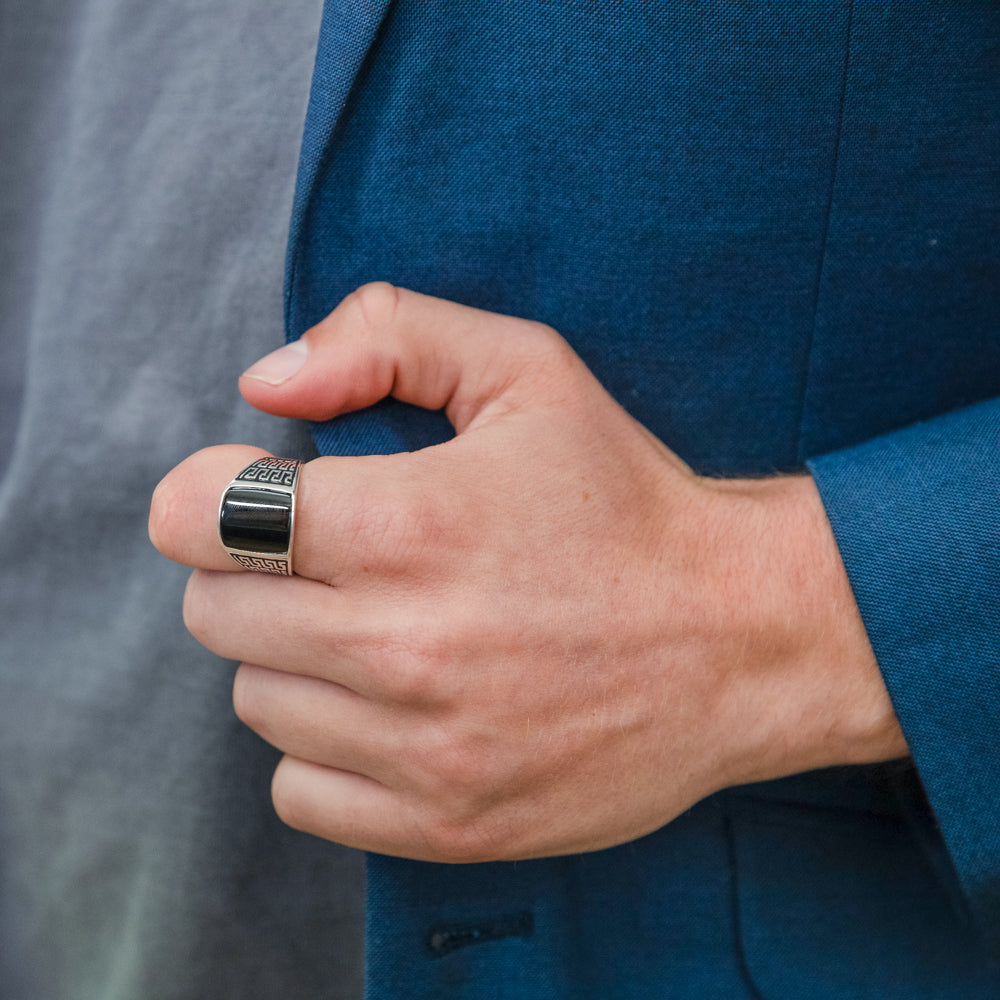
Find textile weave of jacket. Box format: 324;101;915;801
286;3;1000;996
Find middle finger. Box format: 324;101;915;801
183;568;433;704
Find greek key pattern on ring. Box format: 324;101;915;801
234;457;300;488
228;553;291;575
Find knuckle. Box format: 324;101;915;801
149;447;229;560
522;317;562;345
230;665;263;729
232;667;284;749
369;608;484;708
347;281;401;338
148;475;183;557
512;320;581;386
422;807;510;864
349;485;445;574
429;730;488;794
401;720;521;862
181;572;210;644
409;730;508;856
375;615;471;707
270;762;308;832
382;641;441;704
514;318;566;358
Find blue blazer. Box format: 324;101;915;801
286;3;1000;996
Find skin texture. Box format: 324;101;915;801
149;283;908;863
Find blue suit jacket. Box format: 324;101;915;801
285;3;1000;996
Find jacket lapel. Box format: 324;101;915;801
285;0;392;346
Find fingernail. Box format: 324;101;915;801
241;339;308;386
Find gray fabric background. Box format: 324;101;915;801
0;3;365;997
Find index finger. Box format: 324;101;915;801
150;445;273;572
149;443;426;585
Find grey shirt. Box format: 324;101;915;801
0;3;364;997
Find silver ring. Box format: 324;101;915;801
218;457;302;575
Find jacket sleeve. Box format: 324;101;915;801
806;396;1000;952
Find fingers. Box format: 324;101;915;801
150;286;599;579
150;440;468;583
269;758;438;860
150;444;270;572
233;663;399;783
235;668;510;862
238;282;580;433
271;754;528;863
182;569;437;701
183;571;353;680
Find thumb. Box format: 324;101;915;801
239;283;578;433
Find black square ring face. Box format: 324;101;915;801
219;487;292;555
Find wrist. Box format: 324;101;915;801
699;473;909;791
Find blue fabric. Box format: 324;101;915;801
284;0;391;342
365;805;751;999
285;1;1000;996
808;400;1000;948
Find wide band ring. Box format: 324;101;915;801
218;457;302;575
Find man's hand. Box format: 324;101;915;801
148;283;907;862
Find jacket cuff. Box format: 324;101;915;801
806;398;1000;952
